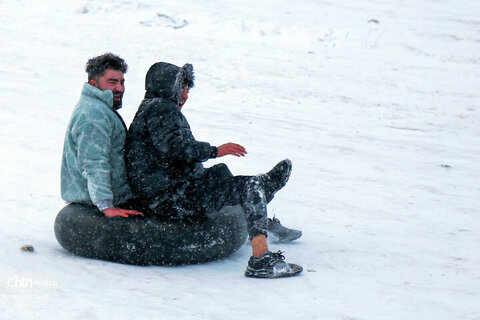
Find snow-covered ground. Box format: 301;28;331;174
1;0;479;319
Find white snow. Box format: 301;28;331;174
1;0;479;319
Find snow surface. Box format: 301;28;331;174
1;0;479;319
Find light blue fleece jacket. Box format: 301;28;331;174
61;83;134;209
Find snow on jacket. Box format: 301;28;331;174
61;82;134;207
126;62;218;199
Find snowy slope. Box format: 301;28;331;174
1;0;479;319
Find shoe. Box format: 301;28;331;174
261;159;292;203
244;251;303;278
267;216;302;243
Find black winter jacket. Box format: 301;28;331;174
126;62;218;199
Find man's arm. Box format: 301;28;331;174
146;106;217;162
74;121;142;218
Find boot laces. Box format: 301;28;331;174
269;215;281;224
272;250;286;261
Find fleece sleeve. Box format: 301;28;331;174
146;106;217;163
73;121;114;205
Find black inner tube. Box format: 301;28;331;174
54;203;248;266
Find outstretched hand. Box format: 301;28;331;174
217;142;247;157
103;208;144;218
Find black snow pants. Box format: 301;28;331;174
148;163;271;240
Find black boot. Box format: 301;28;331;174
267;216;302;243
244;250;303;278
260;159;292;203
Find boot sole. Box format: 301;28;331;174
244;263;303;278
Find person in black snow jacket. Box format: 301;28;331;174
126;62;302;278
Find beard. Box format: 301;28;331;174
113;100;122;110
112;92;123;110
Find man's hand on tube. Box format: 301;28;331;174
103;208;144;218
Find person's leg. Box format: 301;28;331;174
180;170;269;253
251;235;268;258
240;176;302;278
186;163;301;243
256;160;302;242
184;172;278;257
239;176;269;254
192;159;292;207
259;159;292;203
181;169;302;278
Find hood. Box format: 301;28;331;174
144;62;194;104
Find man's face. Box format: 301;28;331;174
90;69;125;108
178;83;189;110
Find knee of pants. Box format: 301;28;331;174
211;163;233;179
244;177;267;204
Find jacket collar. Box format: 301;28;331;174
81;82;116;110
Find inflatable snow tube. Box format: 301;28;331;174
54;203;248;266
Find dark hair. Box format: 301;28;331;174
85;52;128;81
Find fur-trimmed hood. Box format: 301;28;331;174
144;62;194;104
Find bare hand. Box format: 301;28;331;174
217;143;247;157
103;208;144;218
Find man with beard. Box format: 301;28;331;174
126;62;302;278
61;53;145;218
